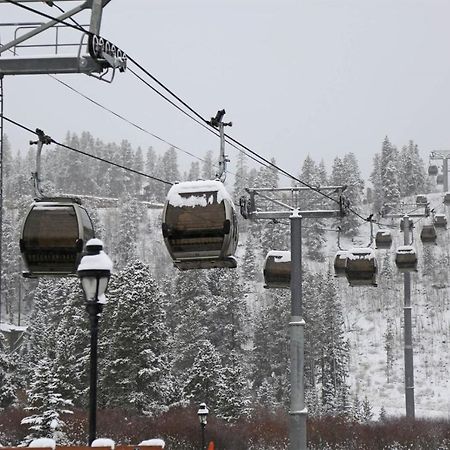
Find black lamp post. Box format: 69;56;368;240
77;238;113;445
197;402;209;450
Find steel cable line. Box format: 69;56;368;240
49;75;209;164
127;67;272;169
1;115;173;185
4;0;391;227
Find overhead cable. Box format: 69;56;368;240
4;0;381;226
1;115;173;186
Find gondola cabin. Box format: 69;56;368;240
437;174;444;185
263;251;291;289
345;247;377;287
375;230;392;249
162;180;239;270
420;224;437;244
395;245;418;272
333;250;348;277
20;198;95;277
434;214;447;228
415;195;428;205
444;192;450;205
428;165;438;176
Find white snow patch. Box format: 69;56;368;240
347;247;375;260
0;323;27;332
78;251;113;272
29;438;56;449
166;180;232;207
267;250;291;263
91;438;115;449
139;439;165;448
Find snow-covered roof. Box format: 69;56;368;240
91;438;115;449
347;247;375;260
0;323;27;333
166;180;232;207
267;250;291;262
335;250;348;259
29;438;56;449
139;439;165;448
376;229;391;236
78;251;113;272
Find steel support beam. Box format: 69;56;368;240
0;54;105;74
402;215;415;419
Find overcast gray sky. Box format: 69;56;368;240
2;0;450;184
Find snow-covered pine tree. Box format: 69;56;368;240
233;151;248;201
217;350;251;421
241;229;259;285
317;273;350;416
206;269;249;357
169;270;213;380
145;146;163;201
261;220;290;257
183;340;225;412
351;395;363;423
187;161;200;181
298;155;326;261
251;289;290;408
361;396;374;423
100;261;173;415
201;150;215;180
21;356;73;444
0;331;16;408
369;153;383;213
113;193;141;269
380;137;401;207
399;140;427;197
53;279;89;407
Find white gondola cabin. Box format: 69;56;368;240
428;165;438;176
395;245;418;272
375;230;392;249
333;250;348;277
434;214;447;228
20;198;95;277
437;174;444;185
345;247;377;287
420;225;437;244
263;251;291;289
161;180;239;270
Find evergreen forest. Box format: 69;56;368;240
0;132;448;449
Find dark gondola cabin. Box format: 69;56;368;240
375;230;392;249
345;247;377;287
420;225;437;244
434;214;447;228
437;174;444;185
444;192;450;205
428;165;438;176
263;250;291;289
20;198;95;277
333;250;348;277
395;245;418;272
162;180;239;270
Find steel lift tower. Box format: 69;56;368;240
241;186;349;450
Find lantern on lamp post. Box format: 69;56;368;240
197;402;209;450
77;238;113;445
